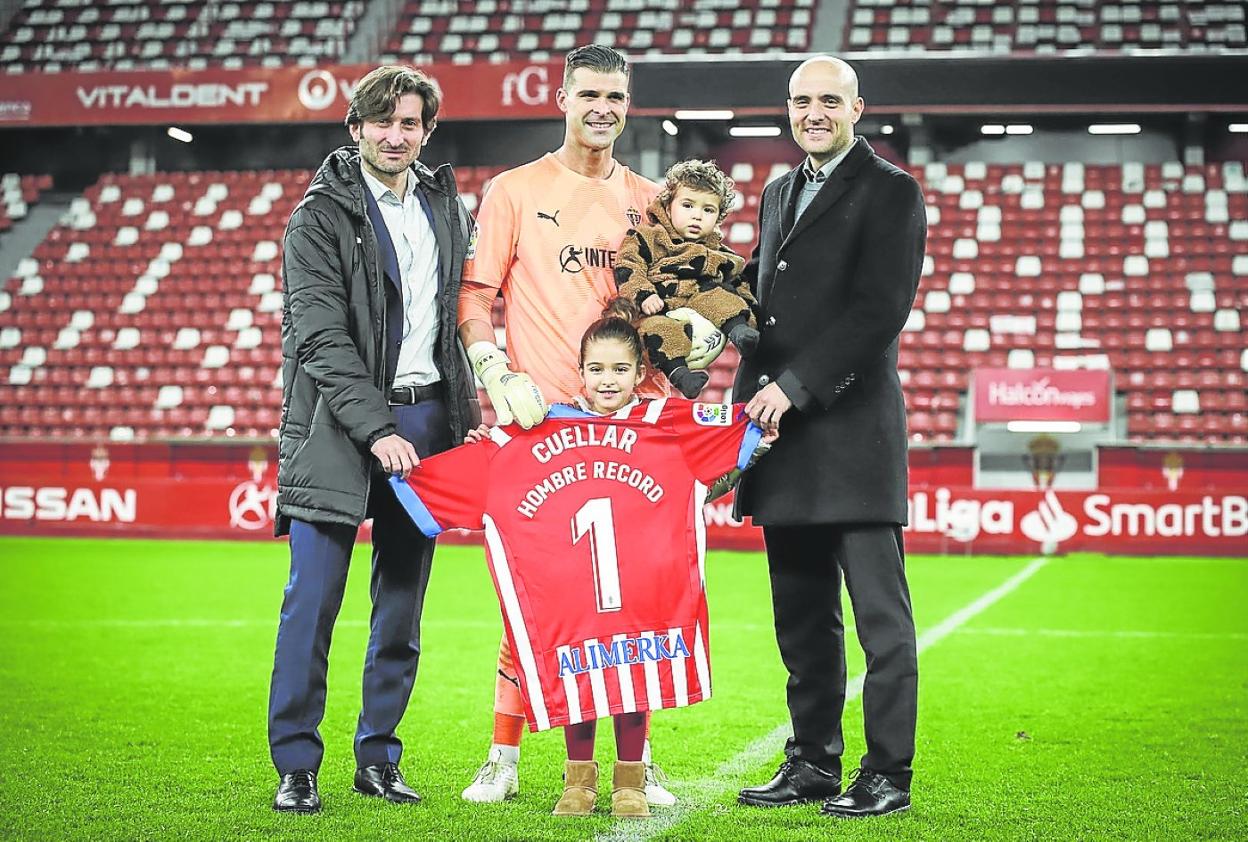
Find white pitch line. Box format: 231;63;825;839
959;626;1248;641
593;557;1049;842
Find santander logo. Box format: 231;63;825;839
1019;490;1079;548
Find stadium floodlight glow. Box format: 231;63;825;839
1088;123;1141;135
1006;421;1083;433
980;124;1006;136
729;125;781;138
661;119;678;137
1006;124;1033;135
166;126;193;143
1229;123;1248;133
673;109;734;121
880;124;894;135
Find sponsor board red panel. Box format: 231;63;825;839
0;63;562;127
2;442;1245;556
973;368;1112;423
1097;446;1248;491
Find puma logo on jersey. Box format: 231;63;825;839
537;209;560;227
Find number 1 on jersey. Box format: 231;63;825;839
571;497;622;613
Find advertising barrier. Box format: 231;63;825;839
0;62;563;127
973;368;1113;424
2;441;1245;556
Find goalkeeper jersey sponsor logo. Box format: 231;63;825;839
557;631;691;677
559;244;617;273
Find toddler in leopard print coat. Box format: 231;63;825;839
614;159;759;398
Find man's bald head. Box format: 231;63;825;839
786;55;864;167
789;56;859;101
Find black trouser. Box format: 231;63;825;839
268;398;451;774
762;523;918;789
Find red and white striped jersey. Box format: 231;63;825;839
391;398;762;731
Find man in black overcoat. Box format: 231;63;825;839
735;56;927;818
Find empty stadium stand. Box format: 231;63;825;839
2;0;1242;74
0;173;53;237
0;0;365;72
717;157;1248;444
2;161;1245;446
0;170;303;439
0;165;508;440
845;0;1248;53
379;0;815;64
902;159;1248;443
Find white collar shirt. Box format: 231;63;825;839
362;167;441;388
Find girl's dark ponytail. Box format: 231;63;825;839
579;297;646;367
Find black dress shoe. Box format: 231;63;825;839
737;758;841;807
820;769;910;818
273;769;321;814
354;762;421;804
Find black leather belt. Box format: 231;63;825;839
388;382;442;405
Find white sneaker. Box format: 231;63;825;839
644;761;677;806
461;748;519;803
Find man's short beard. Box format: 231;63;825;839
364;148;412;176
827;131;853;158
820;121;853;154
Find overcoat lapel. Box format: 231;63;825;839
778;137;874;256
778;167;800;239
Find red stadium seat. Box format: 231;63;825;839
5;158;1246;446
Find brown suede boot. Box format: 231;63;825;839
611;761;651;818
552;760;598;816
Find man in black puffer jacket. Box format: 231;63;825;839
268;65;480;814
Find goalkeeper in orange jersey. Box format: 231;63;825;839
455;44;726;807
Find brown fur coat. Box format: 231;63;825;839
614;196;753;309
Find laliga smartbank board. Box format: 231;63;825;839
2;442;1245;555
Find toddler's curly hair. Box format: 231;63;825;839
657;159;736;224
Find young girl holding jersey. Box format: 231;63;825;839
459;299;774;817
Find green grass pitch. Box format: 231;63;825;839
0;537;1245;840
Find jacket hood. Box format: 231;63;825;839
644;193;725;250
305;146;458;217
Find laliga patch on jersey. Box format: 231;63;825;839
466;222;480;259
692;402;731;426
